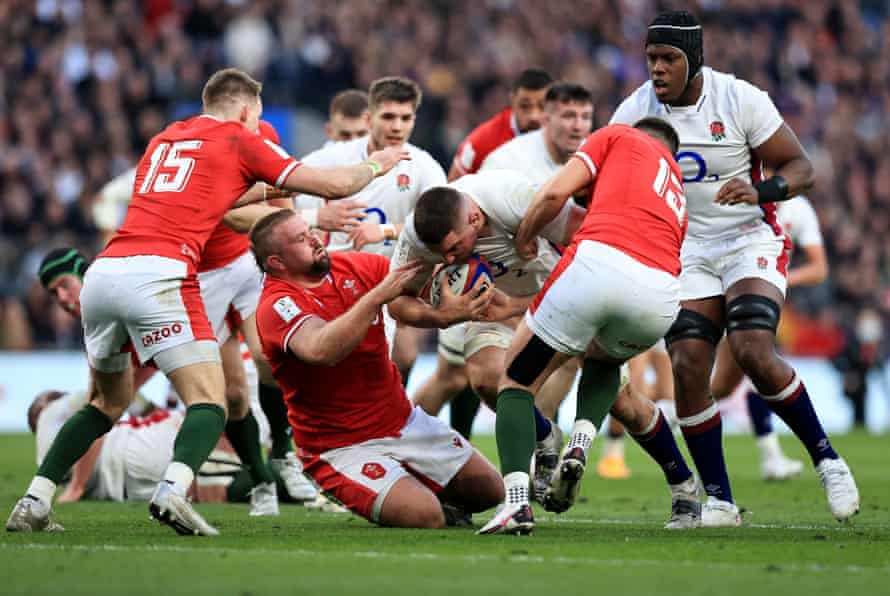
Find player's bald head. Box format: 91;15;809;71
250;209;296;273
202;68;262;111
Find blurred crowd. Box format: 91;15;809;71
1;0;889;389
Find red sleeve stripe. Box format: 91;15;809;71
282;313;318;354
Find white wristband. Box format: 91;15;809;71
301;208;319;228
380;223;397;240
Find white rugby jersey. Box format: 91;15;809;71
777;196;822;248
610;67;784;241
92;167;137;231
391;170;571;297
479;130;559;184
297;137;446;257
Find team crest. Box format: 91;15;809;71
710;121;726;142
757;256;768;270
396;173;410;191
361;463;386;480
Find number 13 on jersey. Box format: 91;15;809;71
652;157;686;223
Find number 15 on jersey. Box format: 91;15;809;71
652;157;686;223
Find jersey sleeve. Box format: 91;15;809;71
258;120;281;145
451;138;479;176
736;79;784;149
238;132;301;188
791;198;823;247
258;289;324;359
573;127;620;179
93;168;137;231
390;214;438;295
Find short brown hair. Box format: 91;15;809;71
202;68;262;111
330;89;369;118
249;209;295;273
368;77;422;111
413;186;462;246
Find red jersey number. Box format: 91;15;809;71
139;140;203;194
652;157;686;224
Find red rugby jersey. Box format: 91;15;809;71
198;120;283;272
102;115;299;272
450;108;519;176
256;252;411;454
572;124;687;275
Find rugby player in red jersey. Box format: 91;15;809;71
253;210;503;528
7;68;408;536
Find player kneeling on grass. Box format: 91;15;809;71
251;210;504;528
480;118;689;535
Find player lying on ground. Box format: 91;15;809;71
479;119;691;535
252;210;504;528
387;167;700;528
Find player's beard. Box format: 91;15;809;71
310;254;331;277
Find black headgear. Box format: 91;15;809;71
646;11;703;85
38;248;89;289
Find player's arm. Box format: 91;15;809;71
282;145;410;199
478;290;535;322
288;261;423;366
388;279;494;328
715;124;814;206
788;243;828;288
56;436;104;503
516;158;592;259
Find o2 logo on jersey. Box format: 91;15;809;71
363;207;393;246
139;140;203;193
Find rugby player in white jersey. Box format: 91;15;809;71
295;77;447;382
610;10;858;524
411;82;595;499
325;89;370;142
710;195;828;480
388;169;701;527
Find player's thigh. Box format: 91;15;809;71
378;476;445;529
198;262;243;343
79;261;134;375
219;334;249;418
464;321;513;405
166;359;226;409
437;323;467;368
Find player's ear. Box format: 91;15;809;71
363;110;371;127
238;102;249;124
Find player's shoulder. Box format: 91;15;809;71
611;82;658;124
466;108;515;147
706;67;770;107
258;120;281;144
452;169;534;200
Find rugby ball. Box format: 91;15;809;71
426;254;493;308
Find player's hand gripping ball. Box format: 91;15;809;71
423;254;493;308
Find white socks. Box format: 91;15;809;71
26;476;56;508
503;472;530;506
162;462;195;496
568;419;597;455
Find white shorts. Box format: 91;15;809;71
438;323;467;366
437;321;514;365
299;407;474;522
81;256;216;372
528;240;680;360
680;225;789;301
198;251;263;343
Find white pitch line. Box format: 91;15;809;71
2;543;888;575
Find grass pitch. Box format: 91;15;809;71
1;430;888;596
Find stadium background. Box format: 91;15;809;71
1;0;889;433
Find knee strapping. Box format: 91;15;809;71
506;334;556;386
664;309;722;346
726;294;780;334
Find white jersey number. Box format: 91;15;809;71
652;157;686;223
138;140;203;194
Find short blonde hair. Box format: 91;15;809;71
202;68;262;111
